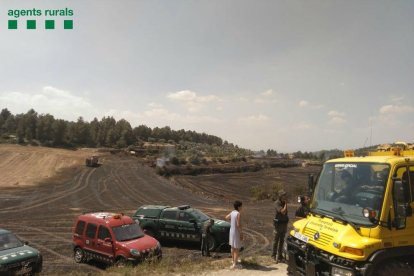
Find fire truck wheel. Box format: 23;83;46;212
376;261;414;276
74;247;85;263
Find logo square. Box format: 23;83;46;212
64;20;73;29
27;20;36;30
8;20;17;29
45;20;55;30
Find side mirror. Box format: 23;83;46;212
189;219;197;224
24;241;29;245
392;179;410;229
308;174;315;195
104;237;112;243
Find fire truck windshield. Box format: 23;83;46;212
311;162;390;226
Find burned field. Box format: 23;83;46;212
0;152;320;275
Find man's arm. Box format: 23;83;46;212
280;202;287;214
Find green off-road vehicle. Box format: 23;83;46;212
133;205;230;251
0;228;42;275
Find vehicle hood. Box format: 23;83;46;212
209;219;230;234
291;215;381;261
118;234;158;251
0;245;40;265
213;219;230;228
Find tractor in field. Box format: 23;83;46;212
85;156;99;167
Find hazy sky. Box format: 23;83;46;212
0;0;413;151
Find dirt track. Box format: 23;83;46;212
0;147;320;275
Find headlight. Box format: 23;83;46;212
130;249;141;257
332;266;354;276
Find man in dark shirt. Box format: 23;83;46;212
272;189;288;263
295;195;310;218
201;218;214;257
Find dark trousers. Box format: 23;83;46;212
272;223;287;259
201;234;210;256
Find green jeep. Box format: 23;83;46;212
0;228;43;275
133;205;230;251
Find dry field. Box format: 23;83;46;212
0;144;101;187
0;145;320;275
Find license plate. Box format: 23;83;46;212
294;232;309;243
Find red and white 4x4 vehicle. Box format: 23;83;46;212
72;212;161;266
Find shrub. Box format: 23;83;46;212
250;186;269;200
171;156;180;165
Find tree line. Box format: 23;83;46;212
0;108;223;148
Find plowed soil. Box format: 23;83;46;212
0;145;320;275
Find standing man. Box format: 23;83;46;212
272;189;289;263
201;218;214;257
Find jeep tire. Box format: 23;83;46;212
115;256;127;267
208;235;217;252
74;247;85;263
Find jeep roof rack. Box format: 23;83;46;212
177;205;191;210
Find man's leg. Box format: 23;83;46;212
201;237;206;256
272;228;279;259
206;235;211;256
277;224;288;261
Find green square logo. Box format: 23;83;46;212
8;20;17;29
27;20;36;30
64;20;73;29
45;20;55;30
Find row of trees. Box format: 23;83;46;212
0;108;223;148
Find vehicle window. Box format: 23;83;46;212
112;223;144;241
190;210;210;222
75;220;86;236
134;208;161;218
86;223;97;239
396;167;411;203
312;162;389;226
97;226;111;240
0;233;23;251
179;211;194;221
162;210;177;220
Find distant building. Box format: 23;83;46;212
156;157;169;167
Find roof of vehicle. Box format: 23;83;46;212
77;212;135;227
0;228;10;235
165;205;192;211
327;152;414;165
139;205;170;210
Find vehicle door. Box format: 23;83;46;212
95;225;114;263
391;165;413;246
84;223;98;255
178;211;199;242
159;210;178;240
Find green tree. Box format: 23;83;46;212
52;119;67;146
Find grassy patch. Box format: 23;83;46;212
104;255;230;276
251;183;284;201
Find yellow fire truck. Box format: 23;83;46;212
287;142;414;276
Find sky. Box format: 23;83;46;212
0;0;413;152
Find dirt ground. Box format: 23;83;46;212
0;144;101;187
0;145;320;275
